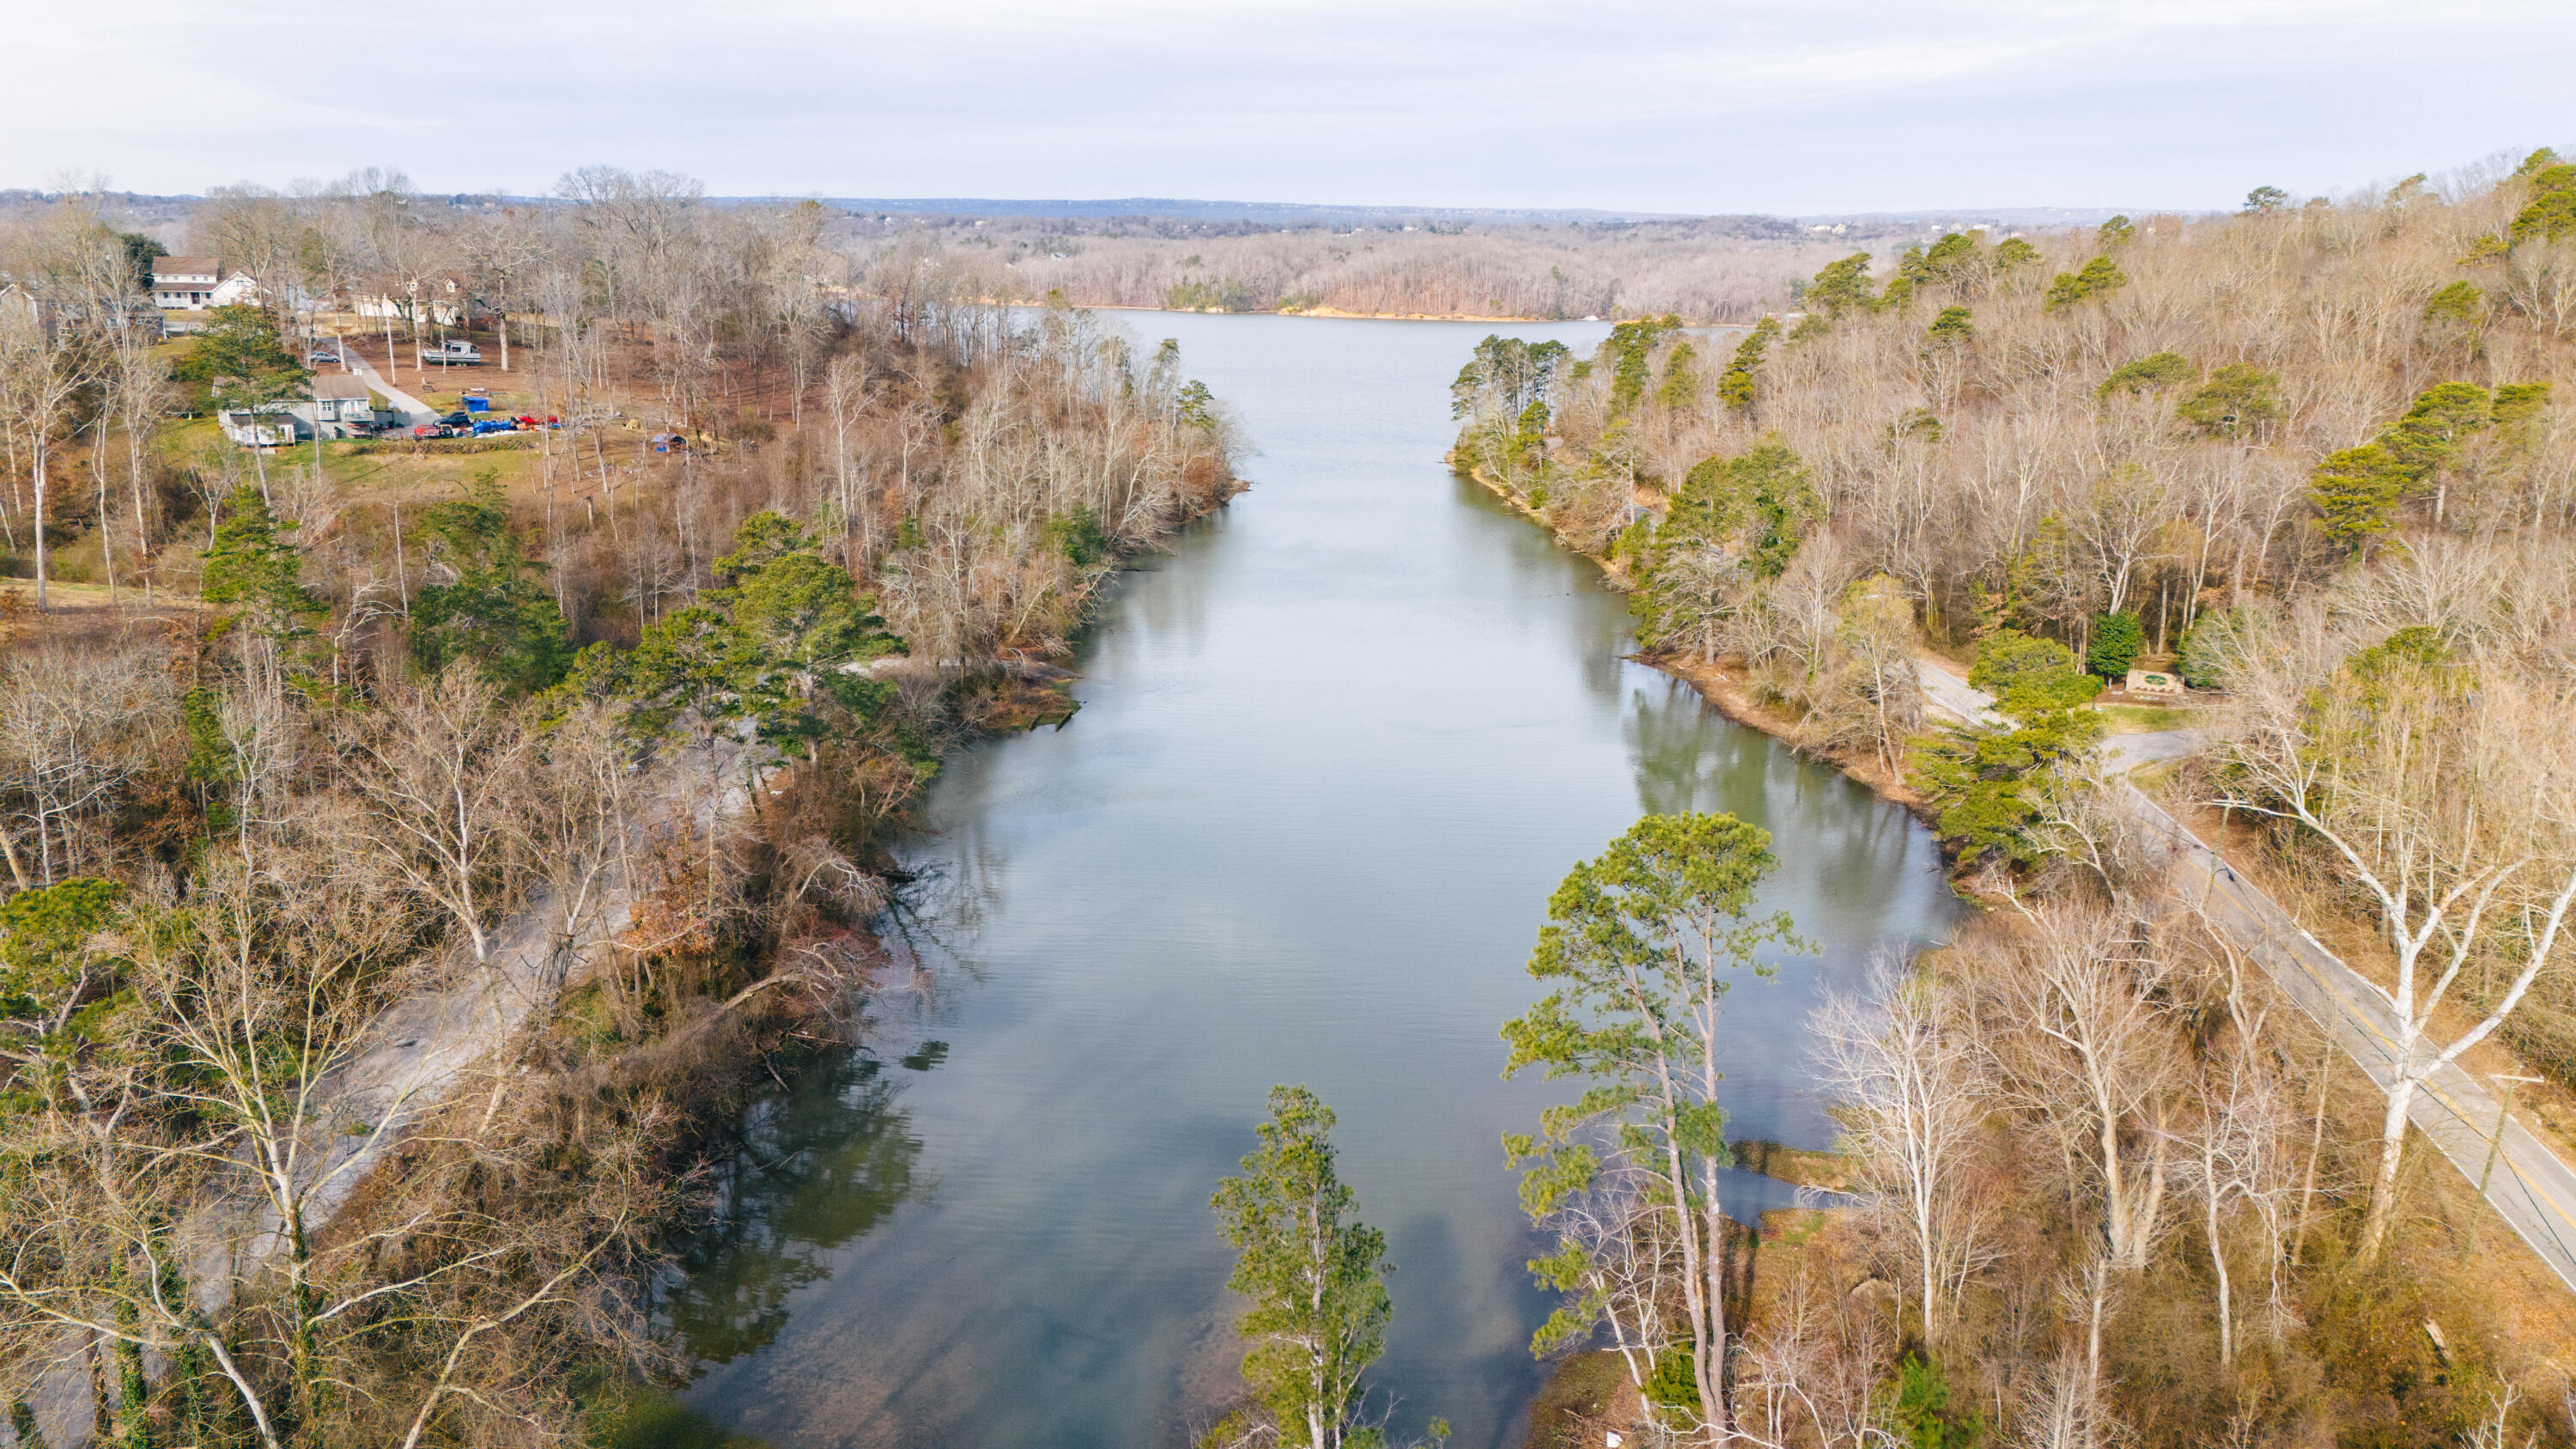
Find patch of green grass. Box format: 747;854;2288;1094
2094;703;2193;734
586;1383;770;1449
1759;1208;1835;1248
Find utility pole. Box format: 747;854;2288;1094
2464;1074;2543;1259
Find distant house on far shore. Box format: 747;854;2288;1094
350;272;467;326
153;257;262;310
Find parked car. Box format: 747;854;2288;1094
439;411;471;427
410;423;453;439
307;349;342;366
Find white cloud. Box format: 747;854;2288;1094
6;0;2570;210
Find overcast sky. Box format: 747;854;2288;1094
7;0;2569;214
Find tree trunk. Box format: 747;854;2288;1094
1699;1159;1734;1437
92;430;114;596
2202;1145;2233;1365
2355;1077;2415;1266
2292;1047;2331;1263
2130;1099;2172;1270
32;433;49;609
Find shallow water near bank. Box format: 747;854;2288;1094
672;313;1963;1449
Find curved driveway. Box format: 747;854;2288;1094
340;345;437;425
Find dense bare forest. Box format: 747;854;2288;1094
0;170;1236;1446
851;215;1923;323
1460;153;2576;1447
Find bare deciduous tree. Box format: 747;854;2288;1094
1990;904;2182;1274
0;642;172;885
2215;631;2576;1263
1814;963;1995;1345
335;667;532;963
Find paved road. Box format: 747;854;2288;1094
1920;660;2576;1290
2104;727;2210;773
2121;789;2576;1291
1916;657;2003;727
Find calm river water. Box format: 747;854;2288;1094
672;313;1962;1449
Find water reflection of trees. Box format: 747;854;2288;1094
1449;470;1631;700
1625;674;1757;817
657;682;1040;1371
665;1050;933;1367
1623;672;1958;948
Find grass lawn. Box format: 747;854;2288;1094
2095;703;2195;734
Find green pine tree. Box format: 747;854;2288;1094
1913;632;2106;865
2507;163;2576;243
1993;237;2042;272
201;484;326;641
2423;280;2487;323
407;482;573;695
1502;812;1807;1437
2087;610;2143;679
2096;351;2194;398
1717;317;1781;412
1211;1087;1393;1449
2176;364;2282;435
2308;443;2404;552
2044;255;2129;311
1656;339;1698;412
1802;253;1877;319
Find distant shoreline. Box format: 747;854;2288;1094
1037;298;1565;325
911;290;1761;326
1039;300;1765;329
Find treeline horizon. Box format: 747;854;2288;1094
27;157;2547;330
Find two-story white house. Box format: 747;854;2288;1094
153;257;264;311
302;374;383;437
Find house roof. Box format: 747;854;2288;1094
350;271;471;294
312;375;372;399
154;256;221;277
